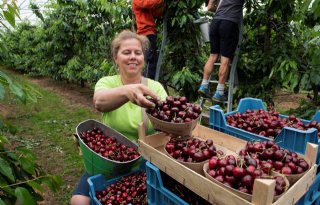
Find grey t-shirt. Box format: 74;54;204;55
214;0;245;24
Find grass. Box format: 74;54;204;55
1;69;100;204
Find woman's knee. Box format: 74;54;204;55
70;195;90;205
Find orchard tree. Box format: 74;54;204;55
1;2;63;205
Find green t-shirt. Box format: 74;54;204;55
94;75;167;141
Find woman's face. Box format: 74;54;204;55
114;38;145;78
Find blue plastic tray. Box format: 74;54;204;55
296;170;320;205
87;161;146;205
209;97;320;163
146;161;189;205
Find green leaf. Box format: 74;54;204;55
19;156;35;174
9;82;26;104
27;181;44;193
41;175;64;192
0;157;15;182
0;83;4;100
0;71;12;84
15;187;37;205
0;174;15;196
0;135;9;145
3;10;15;27
0;199;5;205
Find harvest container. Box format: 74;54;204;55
209;97;320;163
138;123;318;205
295;171;320;205
76;119;142;177
146;161;194;205
147;113;200;138
88;162;146;205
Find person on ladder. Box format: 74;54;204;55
132;0;165;80
198;0;245;102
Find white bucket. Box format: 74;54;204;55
199;22;210;43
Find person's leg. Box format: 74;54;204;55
218;56;231;84
70;172;91;205
198;19;220;97
212;20;239;102
70;195;90;205
144;34;157;80
204;54;219;81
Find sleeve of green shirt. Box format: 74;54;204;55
94;76;116;91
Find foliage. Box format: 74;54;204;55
161;0;207;101
0;135;63;205
1;2;63;204
0;0;19;28
285;98;320;120
235;0;320;106
1;72;99;204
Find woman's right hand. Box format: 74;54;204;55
125;84;159;108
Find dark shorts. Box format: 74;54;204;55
72;172;91;197
209;19;239;59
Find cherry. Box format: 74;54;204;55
232;167;245;178
241;174;254;188
281;166;292;175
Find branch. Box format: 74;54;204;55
0;175;49;188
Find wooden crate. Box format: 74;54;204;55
138;124;318;205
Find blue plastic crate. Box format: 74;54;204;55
295;170;320;205
146;161;190;205
209;97;320;163
87;161;146;205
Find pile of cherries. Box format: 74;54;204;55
238;140;310;175
165;137;224;163
80;127;140;162
95;171;147;205
226;109;320;138
146;96;202;123
206;154;287;196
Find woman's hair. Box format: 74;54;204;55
111;30;150;58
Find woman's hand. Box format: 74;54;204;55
125;84;159;108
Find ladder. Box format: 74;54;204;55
199;18;244;114
155;14;168;81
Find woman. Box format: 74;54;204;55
70;30;167;205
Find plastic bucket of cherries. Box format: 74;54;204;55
146;96;202;139
76;119;142;177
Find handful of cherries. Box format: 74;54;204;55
146;96;202;123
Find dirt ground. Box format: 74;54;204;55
28;77;97;113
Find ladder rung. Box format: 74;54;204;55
209;80;219;84
214;63;232;66
208;80;233;85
